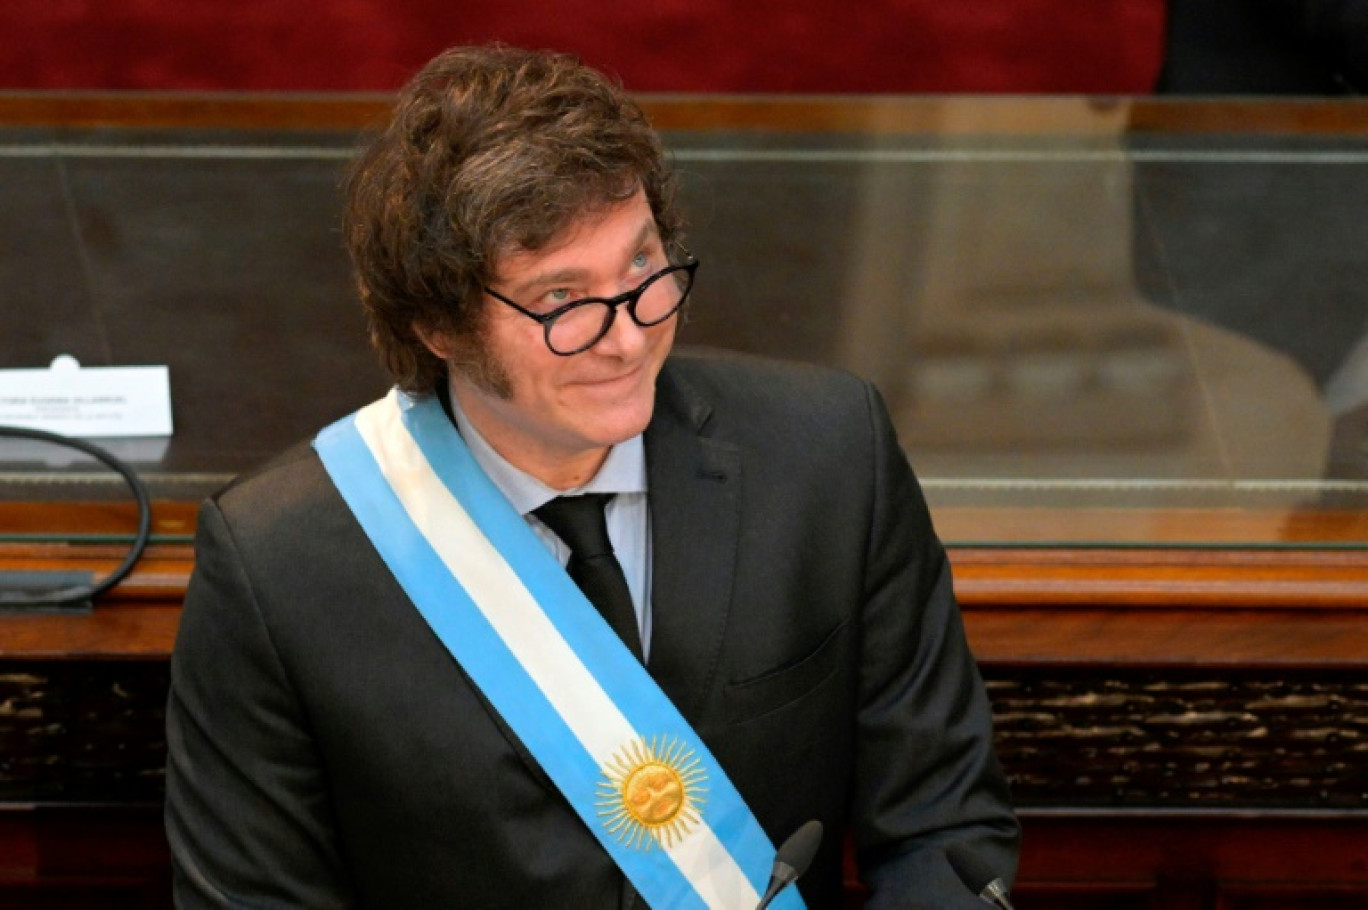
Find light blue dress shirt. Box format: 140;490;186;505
450;397;654;659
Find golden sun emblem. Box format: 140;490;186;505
597;735;708;850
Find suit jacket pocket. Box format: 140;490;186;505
722;619;850;725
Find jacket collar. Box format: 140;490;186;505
644;358;742;725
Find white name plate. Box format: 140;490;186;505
0;355;173;437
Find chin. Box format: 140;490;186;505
581;400;656;448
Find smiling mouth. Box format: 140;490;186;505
580;365;643;387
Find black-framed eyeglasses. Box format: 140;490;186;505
483;259;699;356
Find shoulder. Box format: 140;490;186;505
654;347;904;486
660;346;877;427
200;439;347;552
215;439;328;508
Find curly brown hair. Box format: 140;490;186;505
343;45;684;396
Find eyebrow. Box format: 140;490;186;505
503;219;660;299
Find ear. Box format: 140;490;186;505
413;322;452;361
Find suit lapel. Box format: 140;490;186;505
644;361;742;725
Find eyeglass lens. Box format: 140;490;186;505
546;266;693;354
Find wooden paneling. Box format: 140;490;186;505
6;518;1367;666
1013;812;1368;910
5;93;1368;139
0;806;170;910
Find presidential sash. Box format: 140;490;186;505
314;390;804;910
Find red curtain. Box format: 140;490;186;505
0;0;1165;93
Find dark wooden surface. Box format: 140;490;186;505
1012;812;1368;910
0;805;171;910
4;805;1366;910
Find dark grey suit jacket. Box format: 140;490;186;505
166;350;1018;909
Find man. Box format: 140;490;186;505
165;45;1018;909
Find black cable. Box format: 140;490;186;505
0;424;152;607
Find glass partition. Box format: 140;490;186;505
2;97;1366;549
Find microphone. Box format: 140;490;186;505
946;843;1015;910
755;820;823;909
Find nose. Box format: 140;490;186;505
592;300;652;357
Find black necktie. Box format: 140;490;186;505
533;494;643;661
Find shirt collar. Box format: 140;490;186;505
447;388;647;517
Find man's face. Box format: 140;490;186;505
435;190;678;487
